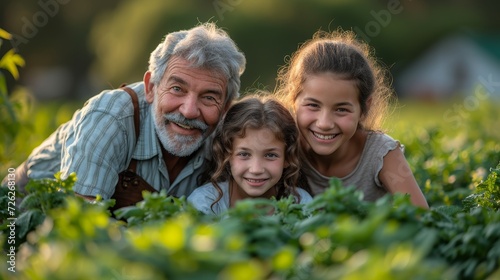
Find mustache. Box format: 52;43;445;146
163;113;208;131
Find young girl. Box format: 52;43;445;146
188;95;313;215
275;29;429;209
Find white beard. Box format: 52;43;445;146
151;94;208;157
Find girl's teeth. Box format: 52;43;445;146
247;179;265;183
313;131;336;140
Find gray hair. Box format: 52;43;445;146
148;22;246;104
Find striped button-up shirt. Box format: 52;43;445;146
26;82;208;199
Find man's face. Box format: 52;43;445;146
145;56;228;157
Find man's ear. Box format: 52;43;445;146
143;71;155;104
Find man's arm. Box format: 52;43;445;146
60;94;136;199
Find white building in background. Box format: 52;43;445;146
396;31;500;100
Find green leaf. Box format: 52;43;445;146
17;209;45;239
0;49;25;80
0;28;11;40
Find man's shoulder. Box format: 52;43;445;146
83;82;146;118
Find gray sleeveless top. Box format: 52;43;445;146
301;132;402;201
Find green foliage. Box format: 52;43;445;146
387;100;500;207
1;172;78;251
304;178;369;217
463;162;500;212
114;191;202;227
0;28;26;165
3;170;500;279
0;29;25;80
0;187;19;228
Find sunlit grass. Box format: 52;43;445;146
386;98;499;140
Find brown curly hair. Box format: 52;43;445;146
208;94;306;211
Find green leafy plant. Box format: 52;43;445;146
0;28;26;169
1;172;78;250
463;162;500;212
3;170;500;279
114;191;201;226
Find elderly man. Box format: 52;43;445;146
4;22;246;209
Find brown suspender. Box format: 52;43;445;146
122;87;140;141
110;86;157;212
120;87;140;172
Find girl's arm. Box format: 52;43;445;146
379;148;429;209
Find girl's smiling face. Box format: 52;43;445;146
229;127;286;199
294;72;363;158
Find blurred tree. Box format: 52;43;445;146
1;0;498;100
0;0;121;99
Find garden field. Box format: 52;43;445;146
1;90;500;279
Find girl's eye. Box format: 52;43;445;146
265;153;279;159
305;103;320;109
236;152;250;158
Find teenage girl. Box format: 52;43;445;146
275;29;429;208
188;95;313;215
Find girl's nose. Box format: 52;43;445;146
316;111;334;130
249;158;264;174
